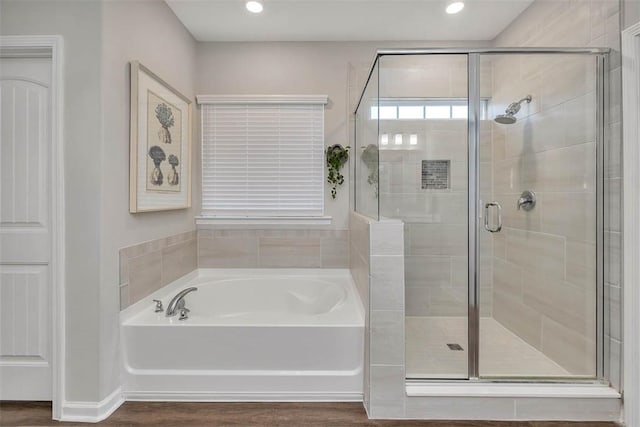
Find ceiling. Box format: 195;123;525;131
165;0;535;42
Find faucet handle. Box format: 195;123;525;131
153;299;163;312
178;308;190;321
517;190;536;211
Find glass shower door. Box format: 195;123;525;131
477;53;599;378
376;54;470;379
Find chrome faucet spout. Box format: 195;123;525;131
165;287;197;317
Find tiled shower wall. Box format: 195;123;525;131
492;0;622;385
488;53;599;376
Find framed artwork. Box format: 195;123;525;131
129;61;191;212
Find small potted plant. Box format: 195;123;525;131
325;144;350;199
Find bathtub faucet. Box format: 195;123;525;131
165;287;198;317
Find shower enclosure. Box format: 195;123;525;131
355;48;608;381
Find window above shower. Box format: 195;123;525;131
370;98;489;121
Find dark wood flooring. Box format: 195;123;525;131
0;402;622;427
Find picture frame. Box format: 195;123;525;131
129;61;192;213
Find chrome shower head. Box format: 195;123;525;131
494;114;517;125
494;95;532;125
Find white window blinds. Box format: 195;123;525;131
200;96;326;217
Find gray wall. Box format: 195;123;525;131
195;41;376;230
100;0;198;399
0;0;104;402
0;0;199;403
625;0;640;28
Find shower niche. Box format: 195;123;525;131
355;49;608;382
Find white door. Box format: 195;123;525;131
0;54;52;400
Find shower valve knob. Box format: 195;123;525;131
517;190;536;211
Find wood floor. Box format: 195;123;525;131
0;402;621;427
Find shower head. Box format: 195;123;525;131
494;114;517;125
494;95;532;125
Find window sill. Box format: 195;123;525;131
195;216;333;227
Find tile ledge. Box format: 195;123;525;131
196;216;332;226
406;382;621;399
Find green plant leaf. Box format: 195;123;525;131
325;144;350;200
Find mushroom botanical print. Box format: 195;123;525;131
155;102;174;144
148;146;166;186
146;90;182;192
168;154;179;186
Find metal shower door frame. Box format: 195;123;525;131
370;47;609;382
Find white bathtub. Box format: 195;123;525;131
120;269;365;401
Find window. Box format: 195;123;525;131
198;95;327;218
370;98;488;120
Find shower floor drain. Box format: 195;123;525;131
447;343;464;351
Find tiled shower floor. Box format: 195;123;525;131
406;316;570;378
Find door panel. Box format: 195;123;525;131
378;54;470;380
0;55;52;400
477;54;598;379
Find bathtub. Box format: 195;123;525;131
120;269;365;401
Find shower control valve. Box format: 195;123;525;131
517;190;536;211
153;299;164;313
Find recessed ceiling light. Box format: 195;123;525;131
446;2;464;14
246;1;263;13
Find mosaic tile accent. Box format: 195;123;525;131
421;160;450;190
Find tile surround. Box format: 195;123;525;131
349;211;372;410
120;228;349;310
119;231;197;309
369;219;405;417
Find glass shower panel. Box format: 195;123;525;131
376;54;470;379
478;54;598;378
355;61;380;220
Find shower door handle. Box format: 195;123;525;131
484;202;502;233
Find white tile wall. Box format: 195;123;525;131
491;0;621;382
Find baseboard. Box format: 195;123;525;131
60;387;124;423
123;390;363;402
